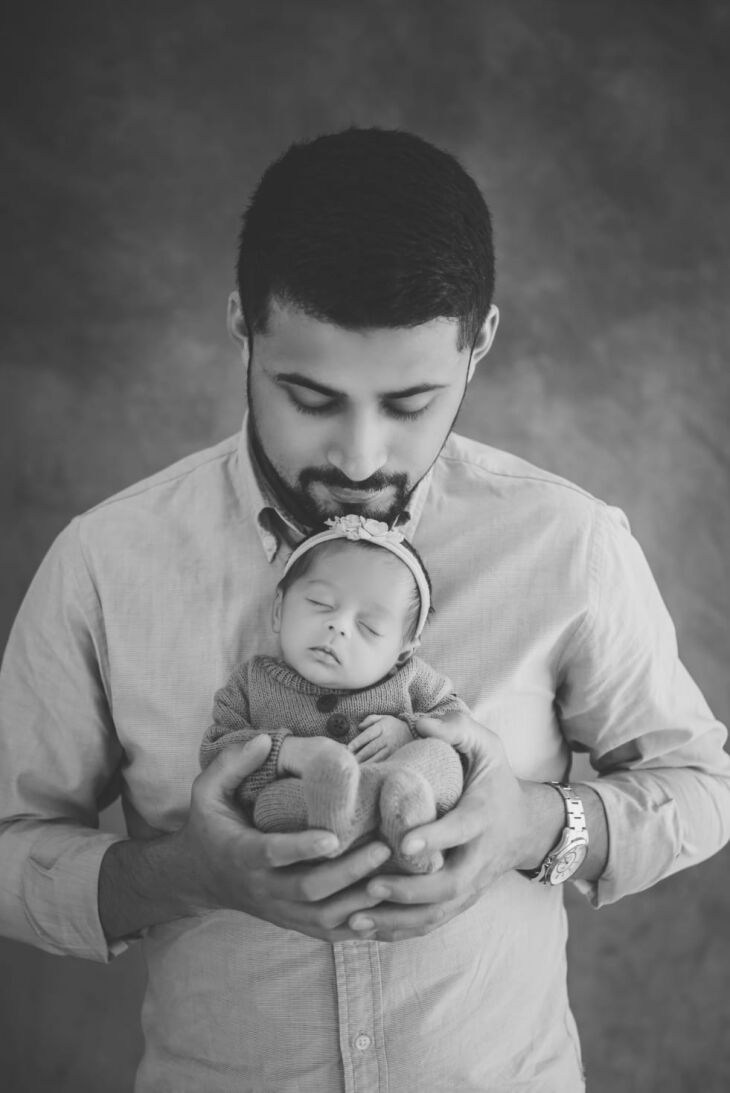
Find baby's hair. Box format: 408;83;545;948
279;535;434;644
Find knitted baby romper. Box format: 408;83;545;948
200;654;467;872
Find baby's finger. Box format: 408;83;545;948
358;714;382;729
354;739;388;763
349;724;381;750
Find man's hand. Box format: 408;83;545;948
349;714;413;762
100;735;393;944
344;712;568;942
175;735;393;940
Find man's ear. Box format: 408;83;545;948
395;639;420;668
227;291;251;366
272;587;284;634
466;304;499;383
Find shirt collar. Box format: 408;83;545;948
237;411;434;563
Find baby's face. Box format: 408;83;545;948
274;544;415;690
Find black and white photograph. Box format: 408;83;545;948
1;3;729;1091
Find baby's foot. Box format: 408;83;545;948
303;744;361;847
379;768;443;874
253;778;308;832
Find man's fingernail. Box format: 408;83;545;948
316;836;339;853
370;845;391;866
351;916;374;932
368;883;390;899
403;837;425;854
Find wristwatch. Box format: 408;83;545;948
524;782;588;885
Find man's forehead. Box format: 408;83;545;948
258;300;464;379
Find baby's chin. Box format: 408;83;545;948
292;648;369;690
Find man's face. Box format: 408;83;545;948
237;298;496;526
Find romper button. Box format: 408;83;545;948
325;713;350;739
317;693;339;713
355;1034;372;1051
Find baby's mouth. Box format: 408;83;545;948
311;645;341;665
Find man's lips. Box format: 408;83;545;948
310;646;341;664
326;485;390;503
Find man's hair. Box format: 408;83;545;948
237;127;495;351
278;536;434;645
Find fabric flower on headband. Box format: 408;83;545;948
325;515;405;546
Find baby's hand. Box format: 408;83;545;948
349;715;413;763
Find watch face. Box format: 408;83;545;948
548;843;588;885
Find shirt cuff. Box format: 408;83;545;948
21;828;131;962
571;776;681;908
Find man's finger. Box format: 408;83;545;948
247;827;343;868
267;840;392;902
413;714;470;749
399;792;489;856
202;735;273;797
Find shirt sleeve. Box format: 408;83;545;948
0;518;128;962
557;503;730;907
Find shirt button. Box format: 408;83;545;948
355;1033;372;1051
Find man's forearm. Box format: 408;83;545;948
98;830;204;942
517;780;609;882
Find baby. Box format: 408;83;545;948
199;515;467;873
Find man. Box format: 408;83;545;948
1;128;728;1092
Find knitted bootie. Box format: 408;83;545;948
253;777;309;832
303;747;381;849
379;767;443;873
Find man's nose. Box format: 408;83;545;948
327;412;387;483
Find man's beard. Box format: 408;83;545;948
248;406;412;528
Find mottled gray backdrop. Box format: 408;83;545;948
1;2;729;1091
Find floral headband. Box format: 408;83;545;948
283;515;431;638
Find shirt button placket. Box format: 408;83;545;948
333;941;387;1092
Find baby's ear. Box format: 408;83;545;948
272;587;284;633
396;639;420;667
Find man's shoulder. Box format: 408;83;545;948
435;432;602;519
66;433;245;568
81;434;241;519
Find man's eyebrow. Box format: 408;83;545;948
274;372;449;399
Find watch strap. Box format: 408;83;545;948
523;782;588;884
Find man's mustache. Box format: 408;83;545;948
299;468;407;492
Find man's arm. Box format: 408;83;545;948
0;522;396;959
341;505;730;940
338;712;609;941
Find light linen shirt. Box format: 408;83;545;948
1;427;729;1093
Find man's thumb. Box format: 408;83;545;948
205;735;273;796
